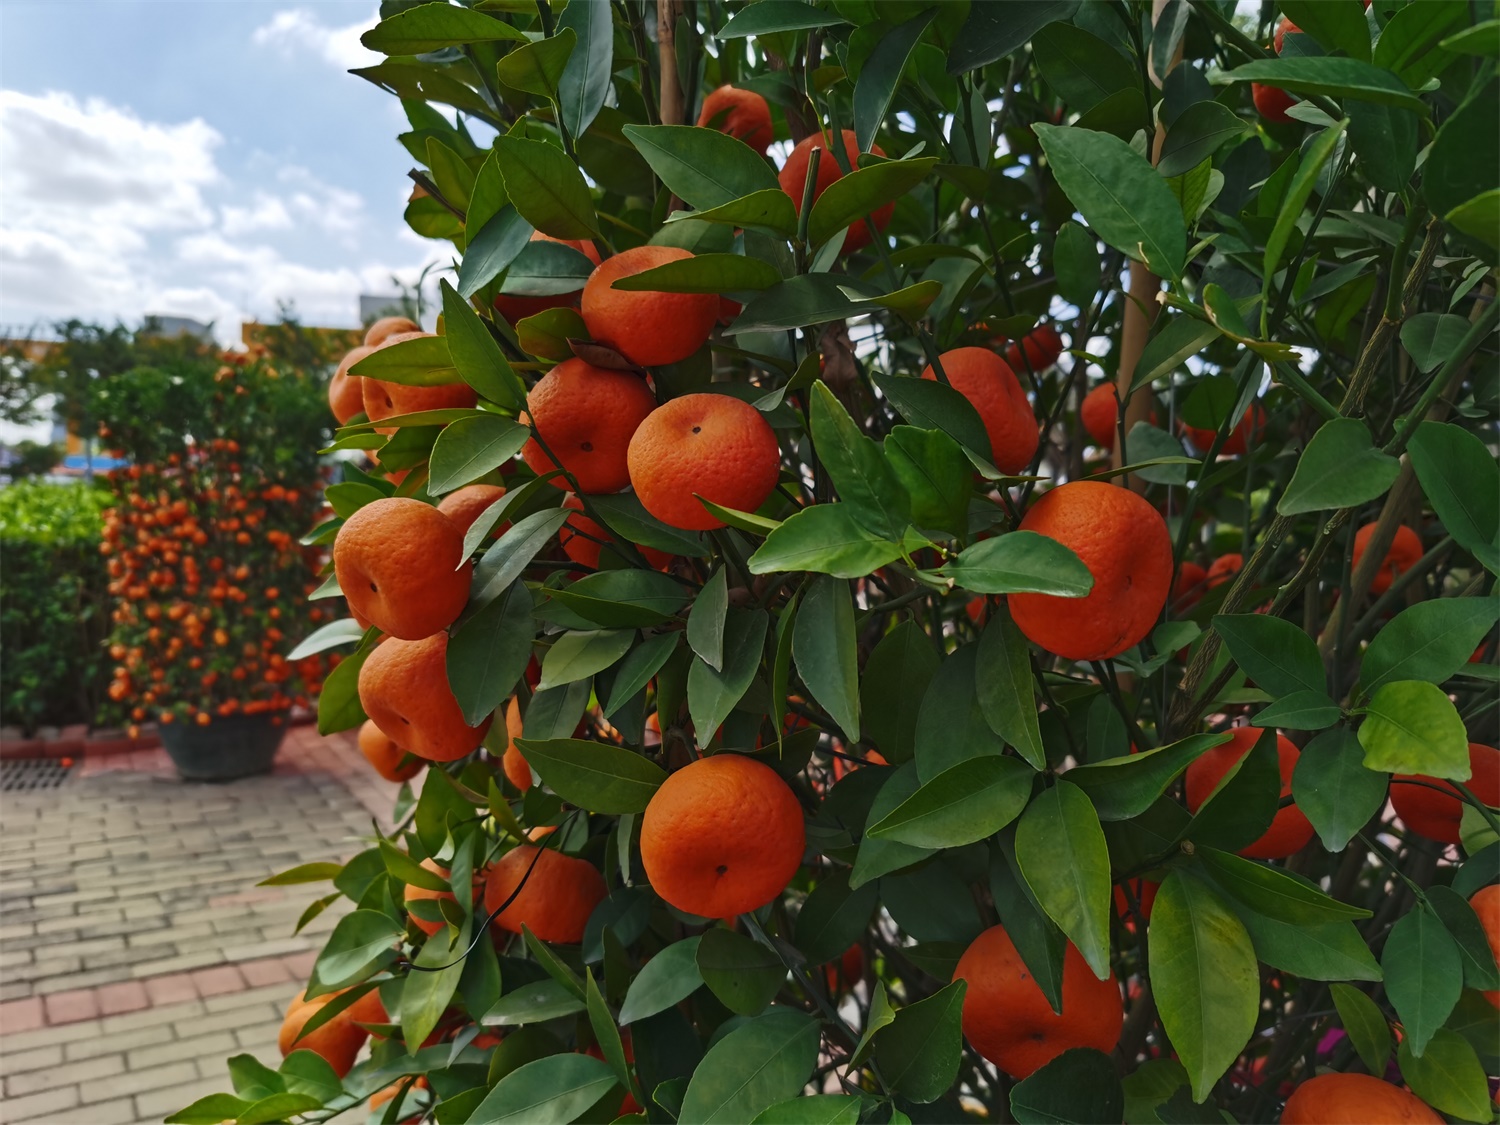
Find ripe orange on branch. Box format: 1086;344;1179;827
1182;401;1267;456
1279;1073;1443;1124
581;245;719;366
559;494;672;570
627;393;781;531
920;348;1039;474
279;991;368;1076
1390;742;1500;846
640;753;805;919
494;232;602;324
778;129;891;253
358;718;422;783
483;845;607;944
361;332;478;430
520;358;657;495
333;497;471;640
1185;727;1315;859
358;632;491;762
365;316;419;347
1352;522;1423;595
1008;481;1173;661
329;345;373;425
437;483;508;540
697;85;773;153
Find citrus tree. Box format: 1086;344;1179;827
175;2;1499;1122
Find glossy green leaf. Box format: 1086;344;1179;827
1383;903;1462;1057
447;579;533;726
870;369;994;466
622;124;779;210
867;755;1033;849
1251;690;1342;731
537;629;634;691
1265;121;1346;298
349;333;456;385
727;273;883;334
310;910;402;989
1199;847;1369;925
497;29;574;100
794;870;878;965
286;619;365;662
484;978;587;1025
678;1009;820;1125
884;425;969;537
717;1;849;37
748;505;902;578
400;919;469;1052
1280;0;1371;61
807;157;937;250
440;279;527;409
429;415;528;495
1214;57;1427;114
1213;613;1325;700
1132;315;1220;393
362;3;525;53
494;136;597;239
1180;728;1280;855
1427;885;1500;991
1066;733;1229;821
512;738;666;814
913;644;1008;782
1158;101;1250;179
1033;123;1187;279
1010;1048;1124;1125
1031;23;1136;115
1361;597;1500;696
1278;418;1400;516
1374;0;1466;87
810;382;910;539
466;1052;616;1123
687;609;768;747
939;532;1094;597
1149;872;1259;1102
1329;983;1390;1076
498;239;595;296
873;980;967;1103
752;1096;861;1125
696;928;786;1017
619;937;704;1024
1016;782;1111;979
793;576;861;740
610;252;782;294
973;606;1047;770
1358;680;1471;779
1291;726;1390;852
850;765;927;889
472;508;573;606
1398;1027;1492;1123
853;11;936;151
1408;422;1500;563
458;206;535;298
556;0;612;138
948;1;1079;74
989;841;1066;1014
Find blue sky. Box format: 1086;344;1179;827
0;1;445;345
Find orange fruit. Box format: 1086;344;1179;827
559;494;673;570
1183;401;1267;456
437;484;508;540
824;943;865;995
628;393;781;531
1274;17;1300;54
482;845;607;944
1252;83;1297;124
1206;552;1243;590
1390;742;1500;846
778;129;891;253
361;333;477;429
500;697;531;792
519;358;657;495
403;858;456;937
1469;884;1500;1007
921;348;1038;474
1172;560;1208;612
333;498;471;640
1279;1073;1443;1124
953;924;1123;1080
1352;522;1423;595
329;346;373;424
1080;382;1122;449
1009;481;1173;661
365;316;420;347
494;232;602;324
279;991;368;1076
581;245;719;366
358;633;493;762
358;718;423;783
1004;325;1065;374
640;753;805;919
345;986;388;1029
1185;727;1316;859
696;85;773;154
1112;879;1159;928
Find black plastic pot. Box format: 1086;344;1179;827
157;711;287;781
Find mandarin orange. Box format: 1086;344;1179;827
1279;1073;1443;1124
1183;401;1267;456
1185;727;1317;859
437;483;508;540
500;697;531;792
333;498;471;640
358;633;492;762
1352;522;1423;595
921;348;1038;474
364;316;420;348
494;232;602;324
519;358;657;494
778;129;891;252
581;245;719;366
483;845;607;943
1470;884;1500;1006
279;992;368;1076
329;346;373;424
1390;742;1500;846
358;718;423;783
697;85;773;153
558;494;673;570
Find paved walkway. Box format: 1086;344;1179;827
0;725;401;1124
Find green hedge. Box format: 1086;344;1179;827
0;480;111;733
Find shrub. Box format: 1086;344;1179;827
0;480;111;733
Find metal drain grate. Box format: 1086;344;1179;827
0;759;75;792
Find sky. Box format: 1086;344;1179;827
0;0;448;348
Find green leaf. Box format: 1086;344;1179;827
237;1093;323;1125
609;252;782;294
873;980;967;1103
622;124;780;210
603;633;680;719
686;567;729;673
1016;782;1112;979
1236;913;1382;981
584;970;635;1102
310;909;402;989
1447;189;1500;249
869;369;994;467
484;978;587;1025
851;765;927;889
975;606;1047;770
810;381;910;541
1374;0;1466;87
166;1095;251;1125
670;189;799;238
747;505;902;578
1401;311;1472;373
556;0;612;138
1281;0;1371;61
1032;123;1187;280
884;425;970;537
619;937;704;1024
1408;422;1500;563
1398;1027;1492;1123
678;1009;821;1125
1358;680;1471;778
697;928;786;1017
939;531;1093;597
426;136;475;212
1158;101;1251;179
352;61;495;120
472;508;573;606
548;569;689;628
537;629;635;691
1214;57;1428;114
867;755;1033;848
1265;121;1347;300
1213;614;1325;700
1251;690;1342;731
415;768;476;856
286;619;365;662
1053;221;1100;309
1066;733;1229;821
853;11;936;152
988;840;1066;1014
466;1053;617;1123
1278;418;1400;516
1383;903;1463;1057
913;644;1008;782
497;26;574;98
499;239;595;296
493;136;598;239
948;1;1080;74
1149;872;1259;1102
1010;1048;1125;1125
1329;983;1390;1076
717;1;849;37
794;576;862;741
459;205;535;299
512;738;667;814
401;919;469;1052
259;862;344;887
316;631;373;735
429;415;528;495
794;870;878;965
727;273;884;334
1031;23;1136;115
807;157;938;250
1180;728;1281;855
1132;315;1220;393
1427;885;1500;992
362;3;525;53
687;609;769;747
752;1096;861;1125
1361;597;1500;696
859;621;937;766
440;280;527;409
586;492;709;558
1426;77;1498;221
448;579;534;726
850;980;897;1066
349;333;456;385
1198;847;1369;925
1292;726;1390;852
380;840;449;891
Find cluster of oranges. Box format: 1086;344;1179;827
99;440;331;730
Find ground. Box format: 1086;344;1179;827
0;725;400;1124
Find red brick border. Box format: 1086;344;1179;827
0;709;319;762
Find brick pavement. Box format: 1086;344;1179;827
0;725;404;1123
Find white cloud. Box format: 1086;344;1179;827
0;89;433;345
251;9;381;71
